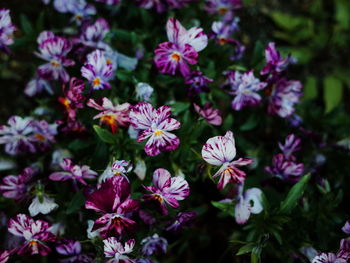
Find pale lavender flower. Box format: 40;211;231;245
24;76;53;97
53;0;96;24
56;239;92;263
135;83;154;101
96;0;121;5
78;18;110;49
342;221;350;234
0;9;16;53
98;160;132;183
141;234;168;256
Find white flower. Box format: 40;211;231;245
28;195;58;217
135;82;154;101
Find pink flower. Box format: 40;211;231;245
87;98;130;134
49;158;97;185
193;103;222;126
201;131;253;190
8;214;56;256
129;102;180;156
143;168;190;215
85;176;139;238
103;238;135;263
0;250;10;263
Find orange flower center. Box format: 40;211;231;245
34;134;46;142
153;194;163;203
218;7;228;14
170;52;181;62
100;115;117;134
106;59;112;65
92;77;101;87
154;130;163;136
218;38;227;45
50;60;60;67
29;240;38;246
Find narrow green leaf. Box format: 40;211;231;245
323;76;343;113
211;201;235;217
66;191;85;214
93;125;115;144
236;243;255;255
20;14;33;34
303;76;317;100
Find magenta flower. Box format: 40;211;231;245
268;78;303;118
0;250;10;263
201;131;253;190
8;214;56;256
184;71;213;96
81;49;114;90
193;103;222;126
154;18;208;77
35;31;75;82
85;176;139;238
56;239;92;263
143;168;190;215
312;239;350;263
87;98;130;134
103;238;135;263
0;9;16;53
235;187;263;224
223;70;267;111
0;168;35;200
78;18;110;49
129;102;180;156
141;234;168;256
49;158;97;185
165;211;197;233
278;134;301;160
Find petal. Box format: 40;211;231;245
235;199;251;225
166;18;187;44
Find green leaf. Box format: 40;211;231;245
236;243;255;255
66;191;85;214
335;0;350;29
240;115;259;131
211;201;235;217
171;102;190;115
279;173;311;214
303;76;317;100
251;40;264;67
268;11;309;31
20;14;33;34
93;125;115;144
323;76;343;113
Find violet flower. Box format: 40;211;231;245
185;71;213;95
56;239;92;263
165;211;197;233
278;134;301;160
0;9;16;53
193;103;222;126
141;234;168;256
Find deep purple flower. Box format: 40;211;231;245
205;0;242;21
223;70;267;111
211;19;239;45
30;119;57;152
165;211;197;233
49;158;97;185
35;31;75;82
143;168;190;216
278;134;301;160
202;131;253;190
85;176;139;238
154;18;208;77
81;49;114;90
193;103;222;126
141;234;168;256
78;18;110;49
268;78;303;118
0;9;16;53
0;167;35;200
56;239;92;263
235;187;263;224
265;153;304;182
8;214;56;256
103;238;135;263
184;71;213;95
129;102;180;156
136;0;192;12
312;239;350;263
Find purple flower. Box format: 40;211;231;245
223;70;267;111
268;78;303;118
136;0;192;12
342;221;350;234
0;167;35;200
0;250;10;263
99;160;132;183
211;19;240;45
312;239;350;263
165;211;197;233
35;31;75;82
129;102;180;156
235;187;263;224
143;168;190;216
184;71;213;95
53;0;96;24
49;158;97;185
141;234;168;256
81;49;114;90
78;18;110;49
261;42;295;76
85;176;139;238
56;239;92;263
30;119;57;152
154;18;208;77
193;103;222;126
8;214;56;256
205;0;242;20
201;131;253;190
278;134;301;160
265;153;304;182
103;238;135;263
0;9;16;53
25;76;53;97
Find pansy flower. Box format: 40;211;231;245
35;31;75;83
135;83;154;102
165;211;197;233
193;103;222;126
0;9;16;53
235;187;263;224
141;234;168;256
25;76;53;97
185;71;213;96
28;194;58;217
143;168;190;215
99;160;132;183
312;239;350;263
154;18;208;77
201;131;253;190
342;221;350;235
78;18;110;49
81;49;114;90
53;0;96;24
85;176;139;238
223;70;267;111
87;98;130;133
8;214;56;256
0;250;10;263
103;238;135;263
30;120;57;152
278;134;301;160
129;102;180;156
49;158;97;185
56;239;92;263
136;0;192;13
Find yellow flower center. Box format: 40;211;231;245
154;130;163;136
218;7;228;14
92;77;101;87
29;240;38;246
106;59;112;65
153;194;163;203
50;60;60;67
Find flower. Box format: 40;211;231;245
165;211;197;233
0;9;16;53
78;18;110;49
154;18;208;77
312;239;350;263
342;221;350;235
201;131;253;190
49;158;97;185
223;70;267;111
99;160;133;183
0;167;35;200
85;176;139;238
268;78;303;118
278;134;301;160
30;119;57;152
134;160;147;181
141;234;168;256
0;250;10;263
53;0;96;24
95;0;121;5
136;0;192;12
184;71;213;95
35;31;75;82
193;103;222;126
28;195;58;217
87;98;130;133
25;76;53;97
135;83;154;101
205;0;242;15
235;187;263;224
129;102;181;156
143;168;190;215
56;239;92;263
103;238;135;263
265;153;304;182
81;49;114;90
211;19;240;45
8;214;56;256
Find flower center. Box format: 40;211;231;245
154;130;163;136
92;77;101;87
106;59;112;65
50;60;60;67
29;240;38;246
218;38;227;45
218;7;228;14
34;134;46;142
153;194;163;203
170;52;181;62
